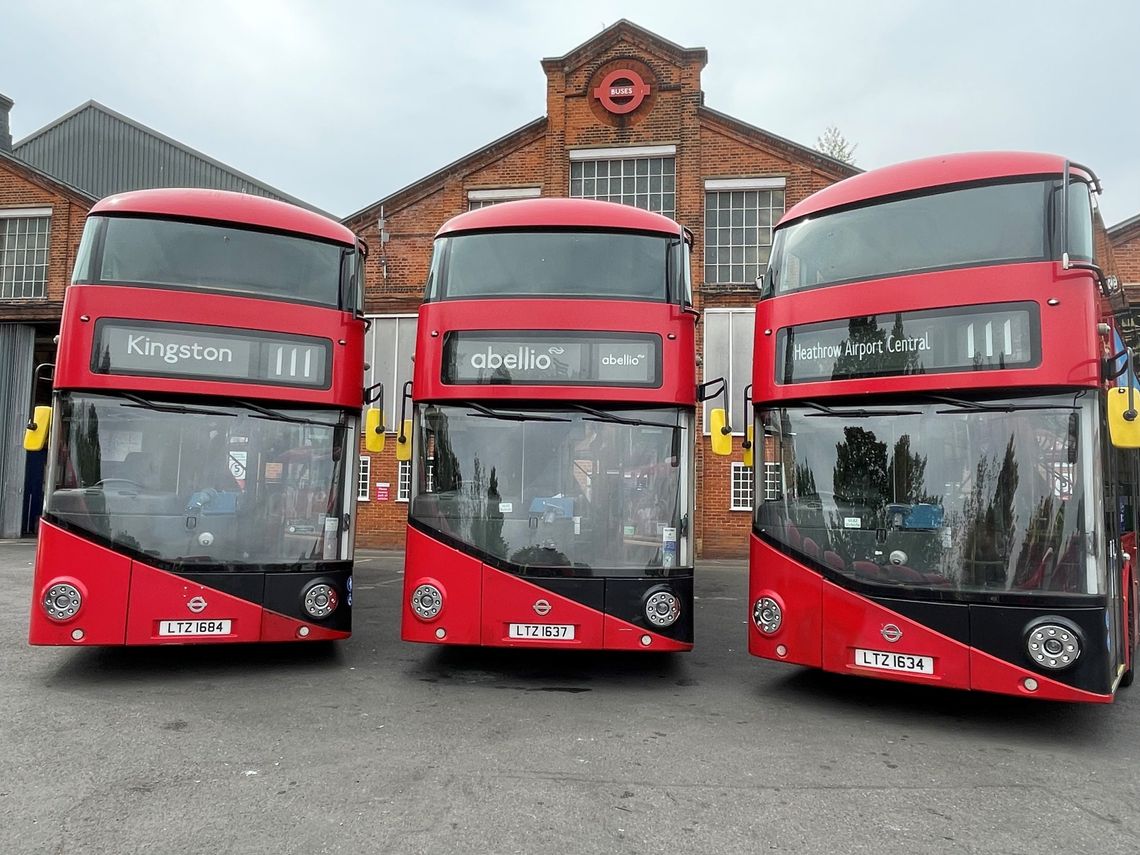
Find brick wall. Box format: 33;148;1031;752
1111;224;1140;286
0;160;90;317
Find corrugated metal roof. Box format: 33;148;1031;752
13;101;327;215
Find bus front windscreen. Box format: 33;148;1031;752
46;393;353;568
76;216;347;308
766;179;1063;296
409;404;691;573
756;393;1103;596
425;231;674;302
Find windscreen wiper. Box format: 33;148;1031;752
462;401;570;423
569;403;685;431
225;398;339;428
802;400;922;418
120;393;231;417
923;394;1078;414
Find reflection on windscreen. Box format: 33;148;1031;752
756;395;1101;595
47;394;349;567
432;231;670;301
93;217;344;307
409;405;691;574
770;180;1052;294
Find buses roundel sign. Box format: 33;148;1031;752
593;69;650;115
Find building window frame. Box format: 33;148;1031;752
703;178;786;287
0;206;52;300
467;187;541;210
357;456;371;502
763;461;783;502
397;460;412;503
569;146;677;219
731;462;754;511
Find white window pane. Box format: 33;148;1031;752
358;456;371;501
729;311;755;424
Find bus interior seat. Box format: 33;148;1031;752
883;563;926;585
117;452;161;490
802;537;821;561
852;560;891;582
823;550;846;572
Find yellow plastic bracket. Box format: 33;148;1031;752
395;418;413;461
23;406;51;452
364;408;386;453
709;408;732;457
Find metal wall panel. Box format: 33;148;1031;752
14;105;313;209
0;324;34;537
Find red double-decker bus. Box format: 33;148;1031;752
399;198;716;651
25;188;372;645
746;152;1140;702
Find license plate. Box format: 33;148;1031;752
854;648;934;674
158;619;233;637
508;623;575;640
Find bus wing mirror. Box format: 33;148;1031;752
1108;388;1140;448
395;418;413;462
24;406;52;452
709;408;732;457
742;424;754;468
364;408;386;453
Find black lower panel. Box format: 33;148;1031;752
182;563;352;633
606;576;694;644
182;572;265;605
872;596;970;644
969;604;1113;695
524;573;694;644
873;594;1114;695
264;566;353;633
525;577;606;612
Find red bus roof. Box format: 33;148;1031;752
436;197;682;238
782;151;1087;224
90;188;357;245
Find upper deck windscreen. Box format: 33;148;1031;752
424;230;675;302
765;178;1094;297
73;215;351;309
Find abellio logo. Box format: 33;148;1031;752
470;345;553;372
601;352;642;366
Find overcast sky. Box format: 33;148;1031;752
3;1;1138;225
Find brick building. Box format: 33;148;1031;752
343;20;857;557
1109;213;1140;305
0;96;320;537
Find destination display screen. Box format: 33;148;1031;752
442;330;661;387
775;302;1039;384
92;320;332;388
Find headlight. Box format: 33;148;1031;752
411;583;443;621
1025;621;1081;670
753;596;783;635
302;582;338;620
644;589;680;628
43;582;82;622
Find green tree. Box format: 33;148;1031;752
816;125;858;165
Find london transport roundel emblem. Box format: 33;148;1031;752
593;69;651;115
533;599;552;616
881;624;903;643
187;596;208;614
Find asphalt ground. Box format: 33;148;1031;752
2;540;1139;855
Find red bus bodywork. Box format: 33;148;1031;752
748;152;1139;702
29;189;365;646
401;199;698;651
